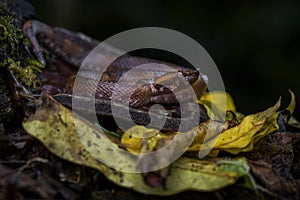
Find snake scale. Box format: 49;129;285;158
23;20;209;132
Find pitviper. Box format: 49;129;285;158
23;20;209;132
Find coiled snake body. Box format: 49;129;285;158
24;20;209;132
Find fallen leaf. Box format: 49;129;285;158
22;95;254;195
197;91;244;121
214;99;281;151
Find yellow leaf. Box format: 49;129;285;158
187;120;224;151
22;95;254;195
287;90;296;113
121;126;172;153
199;91;236;111
206;149;219;157
122;126;156;153
288;116;300;130
197;91;243;121
222;114;280;154
122;91;296;156
214;99;281;151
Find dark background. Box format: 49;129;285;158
29;0;300;117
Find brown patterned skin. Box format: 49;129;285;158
23;20;209;131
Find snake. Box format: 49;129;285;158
23;20;209;132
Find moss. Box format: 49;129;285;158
0;15;20;59
8;58;44;88
0;5;43;90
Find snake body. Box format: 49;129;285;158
24;20;209;131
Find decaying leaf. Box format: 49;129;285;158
22;94;255;195
213;99;281;153
288;117;300;130
287;90;296;113
197;91;244;121
285;90;300;129
121;91;296;156
215;91;296;154
187;120;225;152
121;126;172;154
